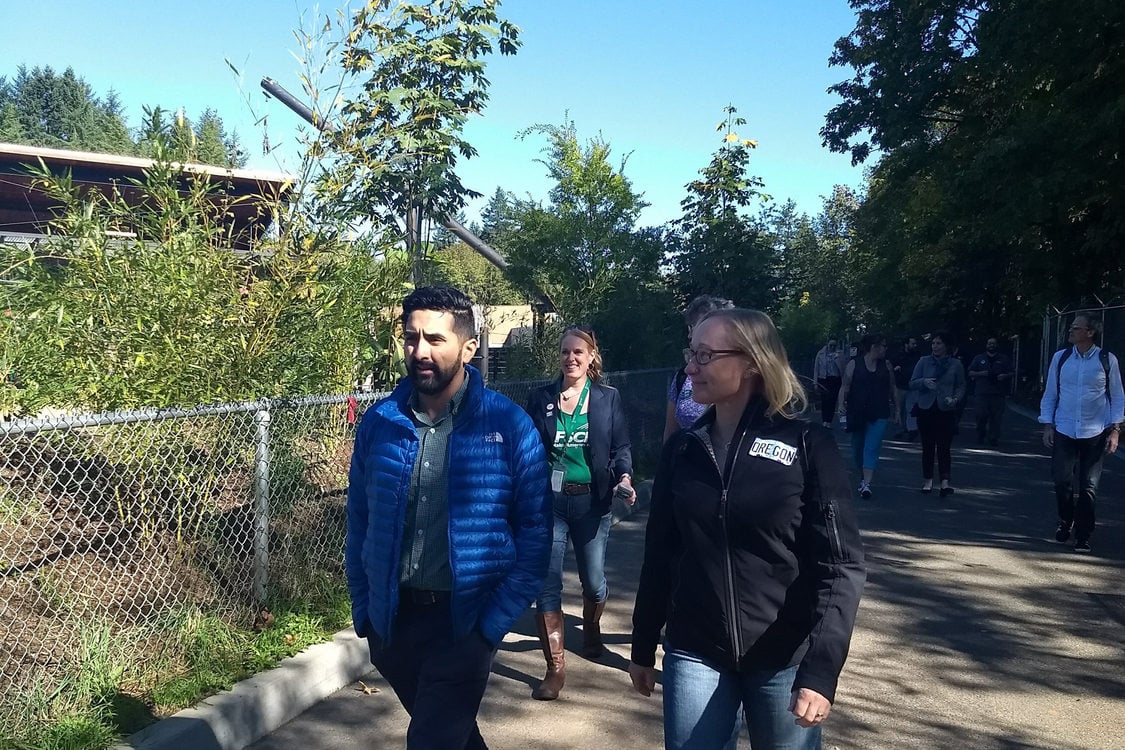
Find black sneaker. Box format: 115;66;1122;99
1054;522;1072;543
1074;538;1091;553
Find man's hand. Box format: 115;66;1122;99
628;662;657;697
790;687;832;727
1043;425;1055;449
1107;429;1119;455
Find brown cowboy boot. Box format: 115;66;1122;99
532;610;565;700
581;598;606;659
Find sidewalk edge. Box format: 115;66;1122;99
111;628;374;750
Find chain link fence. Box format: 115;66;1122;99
0;369;675;728
1040;303;1125;388
0;393;383;721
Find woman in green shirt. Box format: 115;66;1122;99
525;326;635;701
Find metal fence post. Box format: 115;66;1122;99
253;407;271;607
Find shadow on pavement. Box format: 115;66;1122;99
249;407;1124;750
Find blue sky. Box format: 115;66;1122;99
3;0;864;227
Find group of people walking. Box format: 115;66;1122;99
345;286;865;749
815;315;1122;555
815;330;1021;497
343;284;1119;749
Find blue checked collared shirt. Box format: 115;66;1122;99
1039;345;1125;439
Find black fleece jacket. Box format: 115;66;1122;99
630;396;865;703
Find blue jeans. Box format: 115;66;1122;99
663;650;822;750
850;418;889;471
536;491;612;611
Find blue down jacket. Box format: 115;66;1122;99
345;365;552;647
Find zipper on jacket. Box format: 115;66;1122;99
718;487;743;661
825;503;845;561
693;427;749;664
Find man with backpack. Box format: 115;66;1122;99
1038;314;1124;553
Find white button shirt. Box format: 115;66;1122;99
1038;345;1125;439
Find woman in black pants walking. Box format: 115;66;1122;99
909;332;966;496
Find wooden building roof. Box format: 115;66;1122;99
0;143;294;250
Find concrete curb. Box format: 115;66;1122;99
116;479;654;750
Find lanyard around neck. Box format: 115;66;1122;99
557;379;591;448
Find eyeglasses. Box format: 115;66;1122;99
1069;325;1090;332
683;348;743;366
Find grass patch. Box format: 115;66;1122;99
24;712;116;750
4;584;353;750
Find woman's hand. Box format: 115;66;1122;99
789;687;832;727
924;377;937;390
614;475;636;506
628;662;657;696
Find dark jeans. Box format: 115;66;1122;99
917;406;957;481
974;393;1005;443
537;490;612;611
818;376;841;424
367;598;497;750
1051;431;1108;541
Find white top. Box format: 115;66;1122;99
1038;345;1125;439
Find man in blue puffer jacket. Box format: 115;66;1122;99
346;286;552;749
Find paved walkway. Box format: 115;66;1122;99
247;408;1125;749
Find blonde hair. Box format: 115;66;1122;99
560;326;604;383
702;308;808;419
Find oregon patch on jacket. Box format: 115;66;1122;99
748;438;798;466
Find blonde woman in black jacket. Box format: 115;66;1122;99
629;308;865;750
525;325;634;701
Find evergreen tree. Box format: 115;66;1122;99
670;106;778;312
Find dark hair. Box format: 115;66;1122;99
859;333;886;354
931;330;956;348
684;295;734;328
560;325;603;382
401;285;477;341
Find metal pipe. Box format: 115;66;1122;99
252;408;272;607
261;77;334;133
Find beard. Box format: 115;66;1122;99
407;358;462;396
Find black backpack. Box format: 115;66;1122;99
1052;346;1112;420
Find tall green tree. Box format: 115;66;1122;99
496;120;678;369
135;106;248;168
0;65;133;153
823;0;1125;337
669;106;778;312
501;120;653;323
314;0;520;281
